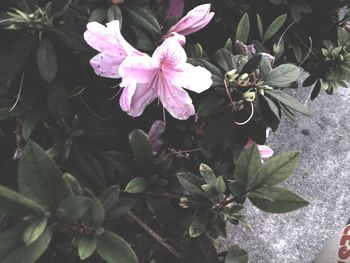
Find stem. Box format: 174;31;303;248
128;211;182;260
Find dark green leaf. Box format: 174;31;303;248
338;27;349;46
124;177;146;193
257;152;300;186
215;49;236;72
198;95;225;119
263;14;287;42
189;211;210;237
62;173;83;195
256;14;264;40
79;234;97;260
1;227;53;263
129;129;155;171
107;198;136;220
225;245;248;263
123;6;161;38
183;235;219;263
248;186;309;213
240;54;262;75
99;185;120;212
199;163;217;186
177;172;204;195
81;198;105;227
228;181;246;201
265;90;311;115
0;225;27;259
96;231;138;263
107;5;122;24
18;141;68;210
236;13;250;43
36;38;58;83
0;185;47;217
263;64;300;87
58;196;91;224
310;80;321;100
22;217;47;245
88;7;107;23
261;95;280;120
234;144;262;187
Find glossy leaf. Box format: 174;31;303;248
79;234;97;260
124;177;146;193
263;64;300;87
236;13;250;43
263;14;287;42
129;129;155;171
248;186;309;213
96;231;138;263
36;38;58;83
22;217;47;245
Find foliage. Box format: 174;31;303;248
0;0;347;262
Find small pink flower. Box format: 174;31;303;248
166;4;214;37
84;20;143;78
244;139;273;159
119;35;212;120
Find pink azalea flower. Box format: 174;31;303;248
84;20;143;78
166;4;214;37
244;139;273;159
118;35;212;120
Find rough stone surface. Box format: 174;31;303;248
223;86;350;263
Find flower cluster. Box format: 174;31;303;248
84;4;214;120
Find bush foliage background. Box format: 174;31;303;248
0;0;349;262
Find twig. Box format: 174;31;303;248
299;37;313;66
234;101;254;126
128;211;182;260
80;95;107;120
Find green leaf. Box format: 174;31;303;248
81;198;105;227
215;49;236;72
256;14;264;40
257;152;300;186
88;7;107;23
263;64;300;87
123;6;161;38
62;173;83;195
263;14;287;42
236;13;250;43
129;129;155;172
58;196;91;224
265;90;311;116
1;226;53;263
225;245;248;263
261;95;280;120
36;38;58;83
107;5;122;24
198;95;225;119
107;198;136;220
96;231;138;263
224;38;233;52
189;211;210;237
228;181;246;201
199;163;217;186
248;186;309;213
338;27;349;46
0;185;47;217
234;144;262;187
22;217;47;245
18;141;68;210
215;176;227;195
240;54;262;75
99;185;120;212
21;115;36;141
191;43;204;58
177;172;205;195
124;177;146;193
79;234;97;260
0;225;27;259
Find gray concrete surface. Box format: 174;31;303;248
223;86;350;262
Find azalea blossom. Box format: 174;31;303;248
118;35;212;120
84;20;143;78
166;4;214;37
244;138;273;159
164;0;184;21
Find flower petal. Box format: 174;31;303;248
119;55;158;84
90;53;123;78
153;36;187;70
120;83;157;117
257;145;274;158
165;63;212;93
164;0;184;20
167;4;214;36
158;78;195;120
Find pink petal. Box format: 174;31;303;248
90;53;123;78
164;0;184;20
120;83;157;117
158;77;195;120
119;55;158;84
166;63;212;93
257;145;274;158
167;4;214;36
119;82;136;113
153;37;187;69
